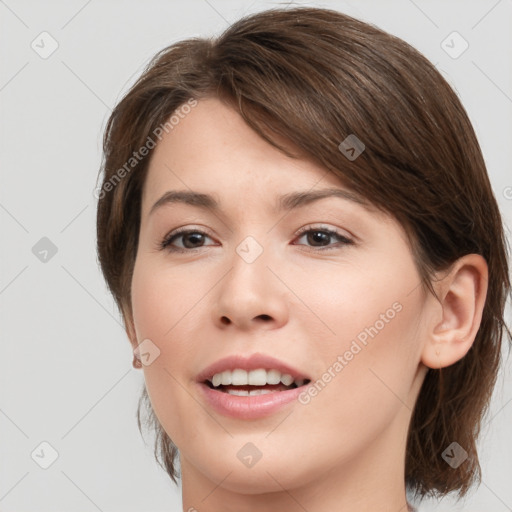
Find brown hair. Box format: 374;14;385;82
96;6;511;501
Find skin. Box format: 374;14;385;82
125;97;488;512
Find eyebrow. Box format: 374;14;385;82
149;187;370;217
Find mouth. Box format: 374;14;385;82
196;353;312;418
203;369;311;396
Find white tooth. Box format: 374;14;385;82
266;369;281;385
280;374;294;386
211;368;303;387
212;373;223;387
248;369;267;386
231;369;248;385
221;370;232;386
249;388;273;395
227;389;250;396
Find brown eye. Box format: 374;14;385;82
305;230;331;247
160;229;214;252
294;227;353;251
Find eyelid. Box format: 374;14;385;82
294;223;352;239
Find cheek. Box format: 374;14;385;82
289;255;419;360
295;254;425;425
131;257;199;340
299;276;425;436
130;258;211;443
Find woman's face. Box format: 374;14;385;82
130;97;431;495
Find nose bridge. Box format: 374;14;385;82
227;233;272;300
213;232;288;329
235;234;267;266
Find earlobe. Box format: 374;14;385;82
421;254;488;370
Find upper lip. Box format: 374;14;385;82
196;353;310;383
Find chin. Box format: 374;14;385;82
187;450;316;495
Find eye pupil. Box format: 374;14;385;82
308;231;329;246
183;232;205;248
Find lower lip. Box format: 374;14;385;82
198;383;305;420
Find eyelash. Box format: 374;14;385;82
158;225;354;253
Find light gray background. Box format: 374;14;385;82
1;0;511;511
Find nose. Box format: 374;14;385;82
212;243;289;331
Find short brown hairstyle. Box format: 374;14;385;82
96;6;511;501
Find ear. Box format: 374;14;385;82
421;254;488;369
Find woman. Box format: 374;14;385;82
95;7;510;511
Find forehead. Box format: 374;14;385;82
141;97;371;216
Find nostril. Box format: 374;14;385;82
258;314;272;321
